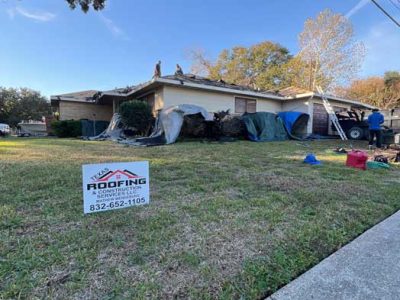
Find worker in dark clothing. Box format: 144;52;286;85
153;60;161;78
175;64;183;75
367;108;384;148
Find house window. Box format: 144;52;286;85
235;97;256;114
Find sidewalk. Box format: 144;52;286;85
267;210;400;300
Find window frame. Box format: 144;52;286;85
234;96;257;114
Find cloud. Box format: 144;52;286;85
7;6;56;22
361;21;400;76
99;14;130;40
345;0;370;18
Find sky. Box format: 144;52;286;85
0;0;399;98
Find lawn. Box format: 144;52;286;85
1;137;399;299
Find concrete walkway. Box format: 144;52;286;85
267;211;400;300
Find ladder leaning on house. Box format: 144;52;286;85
315;86;348;141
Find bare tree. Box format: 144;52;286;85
298;9;365;91
186;48;213;77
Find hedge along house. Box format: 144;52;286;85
52;74;375;136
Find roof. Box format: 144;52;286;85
53;75;376;110
279;86;312;97
122;74;284;100
161;74;281;96
51;90;99;103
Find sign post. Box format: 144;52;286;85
82;161;149;214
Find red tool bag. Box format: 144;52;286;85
346;150;368;170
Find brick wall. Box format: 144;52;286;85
59;101;113;121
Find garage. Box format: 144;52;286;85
312;103;329;135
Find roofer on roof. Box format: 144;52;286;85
175;64;183;76
153;60;161;78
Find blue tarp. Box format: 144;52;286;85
278;112;310;140
278;112;303;133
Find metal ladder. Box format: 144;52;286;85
316;86;348;141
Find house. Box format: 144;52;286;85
51;90;113;121
51;74;375;136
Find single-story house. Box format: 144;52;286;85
50;90;113;121
51;74;375;136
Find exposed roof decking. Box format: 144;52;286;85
52;75;376;110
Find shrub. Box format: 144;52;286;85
52;120;82;138
119;100;153;136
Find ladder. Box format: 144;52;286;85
316;86;348;141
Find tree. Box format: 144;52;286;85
119;100;153;136
336;71;400;109
0;88;51;127
297;9;365;91
190;41;293;90
66;0;106;12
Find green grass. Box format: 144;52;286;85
0;137;399;299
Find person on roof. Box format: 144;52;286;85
367;108;384;149
175;64;183;76
153;60;161;78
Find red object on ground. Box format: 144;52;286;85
346;150;368;170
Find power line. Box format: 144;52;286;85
370;0;400;27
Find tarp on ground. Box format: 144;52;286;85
242;112;288;142
129;104;214;146
277;111;310;140
89;113;124;141
81;119;109;137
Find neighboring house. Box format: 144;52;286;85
51;74;375;135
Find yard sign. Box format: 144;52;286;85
82;161;149;214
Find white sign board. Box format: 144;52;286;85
82;161;149;214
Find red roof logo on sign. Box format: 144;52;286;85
95;169;141;182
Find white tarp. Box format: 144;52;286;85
89;113;124;141
151;104;213;144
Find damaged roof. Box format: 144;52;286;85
279;86;312;97
161;74;281;96
52;74;375;109
50;90;99;103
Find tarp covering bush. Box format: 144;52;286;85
242;112;288;142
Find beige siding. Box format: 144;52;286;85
163;86;235;112
257;99;282;113
59;101;113;121
154;88;164;112
162;86;281;113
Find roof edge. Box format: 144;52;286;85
150;77;284;100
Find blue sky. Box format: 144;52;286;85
0;0;399;97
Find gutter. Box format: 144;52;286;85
291;93;376;110
50;96;96;103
